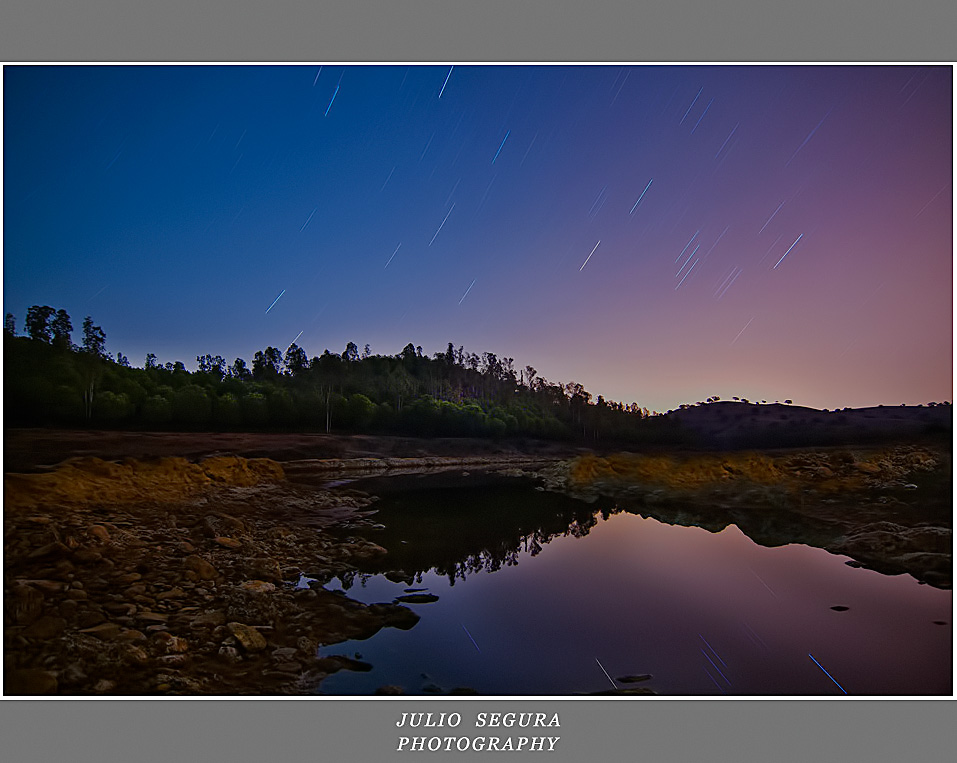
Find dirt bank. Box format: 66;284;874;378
3;428;578;473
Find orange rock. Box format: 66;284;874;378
227;622;268;652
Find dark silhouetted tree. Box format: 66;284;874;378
25;305;56;343
230;357;251;380
81;316;107;358
284;343;308;376
4;313;16;336
197;354;227;379
51;309;73;350
253;347;282;379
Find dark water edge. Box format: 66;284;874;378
313;474;951;696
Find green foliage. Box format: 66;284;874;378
172;385;211;427
5;308;662;443
142;394;173;425
94;391;135;424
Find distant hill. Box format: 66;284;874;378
660;401;952;450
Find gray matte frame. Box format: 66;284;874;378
1;1;954;762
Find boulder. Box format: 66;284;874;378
227;622;268;653
184;555;218;580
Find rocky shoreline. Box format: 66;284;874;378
5;456;419;695
4;438;951;695
525;444;952;588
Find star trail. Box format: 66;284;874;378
4;65;951;413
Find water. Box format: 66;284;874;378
316;475;951;696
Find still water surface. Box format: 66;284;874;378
317;476;951;696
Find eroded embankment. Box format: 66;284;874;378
4;456;421;695
534;445;952;588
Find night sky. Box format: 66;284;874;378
3;65;952;413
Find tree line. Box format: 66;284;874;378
4;306;683;444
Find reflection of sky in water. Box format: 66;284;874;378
319;512;951;696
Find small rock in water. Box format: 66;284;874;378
395;593;439;604
375;685;406;695
830;606;850;612
616;674;653;683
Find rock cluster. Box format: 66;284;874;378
4;456;418;695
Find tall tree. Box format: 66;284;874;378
252;347;282;379
4;313;16;336
77;316;107;421
25;305;56;343
197;354;227;379
81;316;107;357
284;343;308;376
230;357;251;380
50;309;73;350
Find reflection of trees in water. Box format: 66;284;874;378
346;487;611;586
432;507;605;585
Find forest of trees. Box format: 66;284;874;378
4;306;683;445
